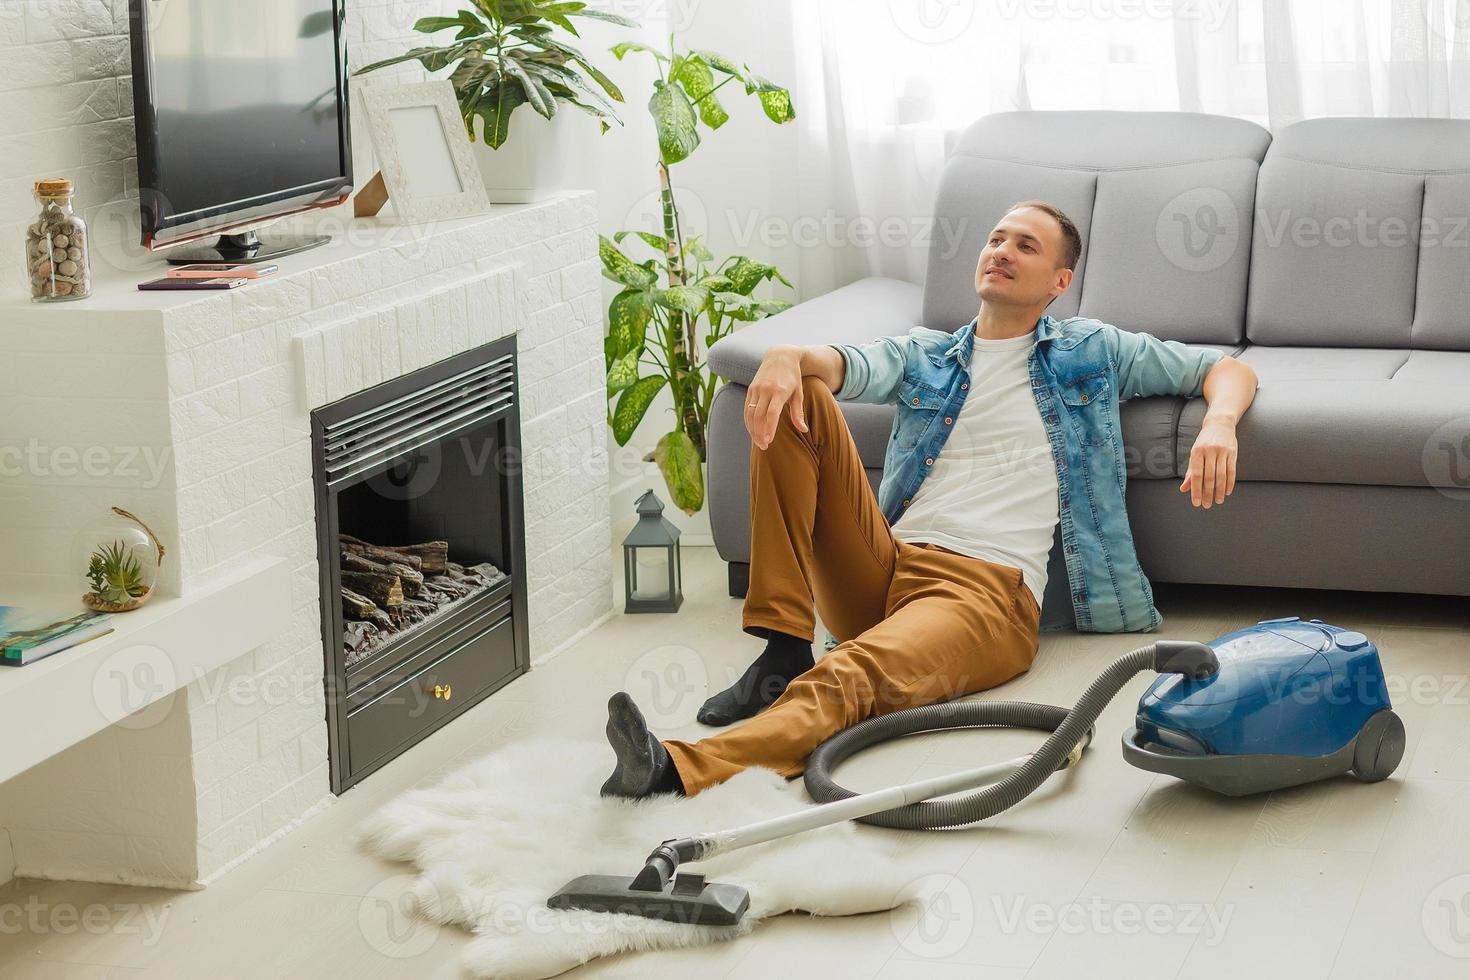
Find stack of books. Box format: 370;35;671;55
0;605;114;667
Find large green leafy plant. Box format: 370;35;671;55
603;39;796;515
353;1;635;147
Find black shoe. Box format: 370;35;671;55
600;692;684;799
698;631;814;727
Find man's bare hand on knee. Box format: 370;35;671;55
746;344;845;450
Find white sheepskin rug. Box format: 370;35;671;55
356;736;934;979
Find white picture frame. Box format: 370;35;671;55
358;80;491;223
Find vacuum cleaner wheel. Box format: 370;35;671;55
1352;708;1406;783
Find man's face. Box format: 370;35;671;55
974;208;1072;308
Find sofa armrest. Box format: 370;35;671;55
706;277;923;386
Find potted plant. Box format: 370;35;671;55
602;38;797;516
354;0;636;202
76;507;167;612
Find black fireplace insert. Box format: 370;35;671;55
311;335;529;793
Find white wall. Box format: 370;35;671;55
0;692;199;886
0;0;132;279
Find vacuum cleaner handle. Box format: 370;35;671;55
1153;640;1219;679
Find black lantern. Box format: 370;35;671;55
622;488;682;613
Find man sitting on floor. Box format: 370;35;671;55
601;199;1259;799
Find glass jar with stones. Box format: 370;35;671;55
25;177;91;302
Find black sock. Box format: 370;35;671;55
698;630;814;726
601;692;687;798
655;760;685;795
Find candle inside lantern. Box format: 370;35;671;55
630;547;670;600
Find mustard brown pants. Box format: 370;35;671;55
662;376;1042;795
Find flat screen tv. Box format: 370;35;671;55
128;0;353;263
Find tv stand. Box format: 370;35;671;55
165;229;331;265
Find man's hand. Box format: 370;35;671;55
1180;417;1238;508
745;346;808;450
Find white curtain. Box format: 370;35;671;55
772;0;1470;292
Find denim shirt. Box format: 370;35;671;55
832;314;1225;634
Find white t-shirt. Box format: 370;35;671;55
891;332;1060;612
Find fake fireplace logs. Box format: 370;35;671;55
338;532;508;666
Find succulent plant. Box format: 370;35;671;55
86;540;150;605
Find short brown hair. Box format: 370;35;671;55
1004;200;1082;271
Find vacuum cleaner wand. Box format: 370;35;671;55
551;753;1041;926
548;641;1216;927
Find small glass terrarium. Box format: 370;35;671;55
74;508;167;613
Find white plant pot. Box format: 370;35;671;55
474;103;579;204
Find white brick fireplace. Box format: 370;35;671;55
0;191;612;887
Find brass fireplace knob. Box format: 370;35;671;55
431;683;452;701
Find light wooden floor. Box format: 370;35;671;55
1;545;1468;979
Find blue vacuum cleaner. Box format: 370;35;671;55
550;619;1404;926
1122;616;1405;795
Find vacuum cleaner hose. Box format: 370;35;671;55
805;643;1194;829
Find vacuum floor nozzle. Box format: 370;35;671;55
547;873;751;926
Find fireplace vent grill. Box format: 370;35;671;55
320;352;516;485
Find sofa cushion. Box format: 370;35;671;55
844;401;904;467
1118;397;1181;481
1246;118;1470;350
1248;157;1422;347
923;110;1270;343
1176;346;1470;488
1081;160;1260;346
707;277;922;386
1414;172;1470;351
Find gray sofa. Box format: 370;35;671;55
706;110;1470;632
